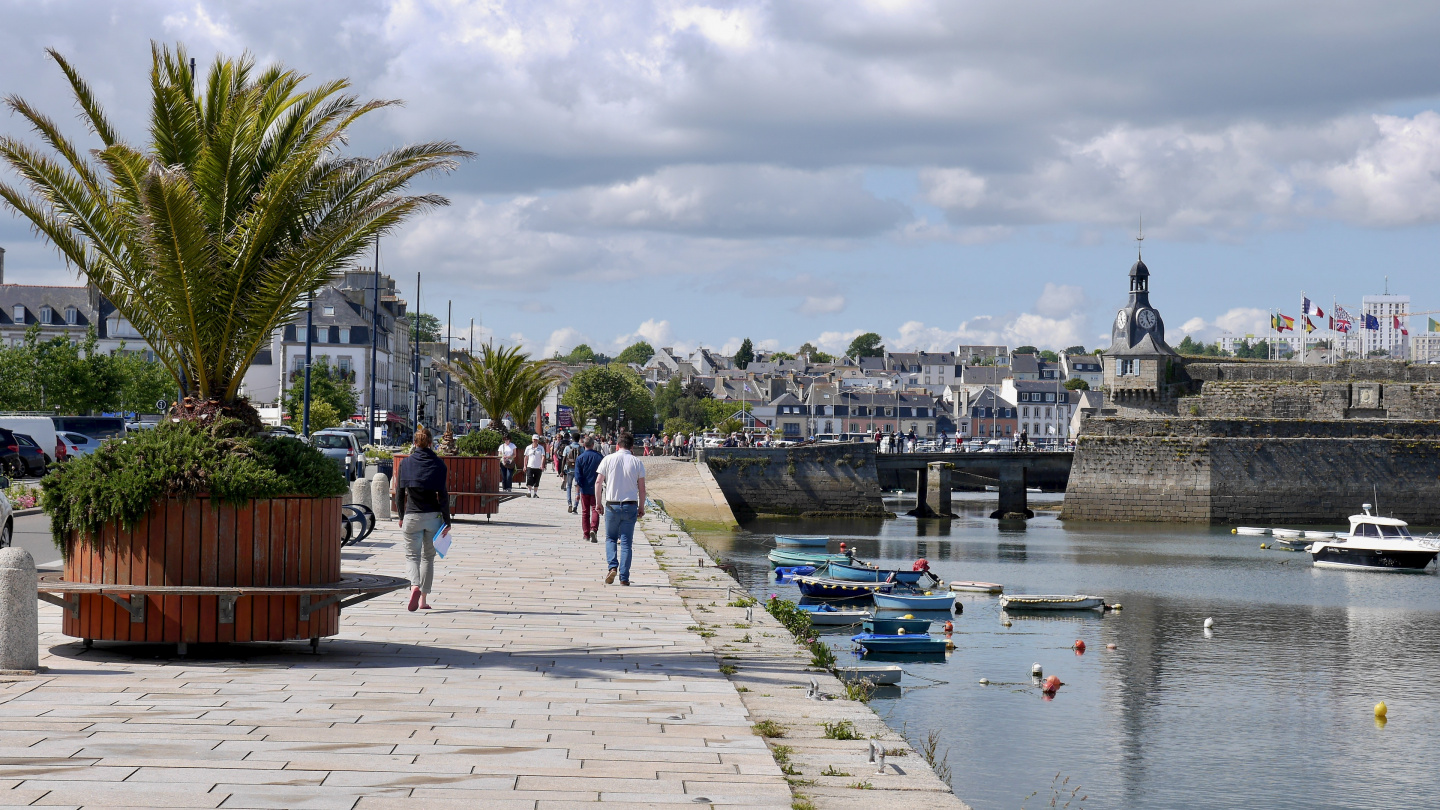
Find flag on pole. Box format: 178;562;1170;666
1430;317;1440;333
1273;313;1295;332
1303;298;1325;318
1304;317;1316;334
1333;305;1354;333
1394;315;1409;336
1365;314;1380;330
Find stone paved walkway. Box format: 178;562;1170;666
0;484;791;809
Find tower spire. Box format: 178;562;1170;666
1136;215;1144;259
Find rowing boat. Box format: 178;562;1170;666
824;560;928;585
946;580;1004;594
797;604;872;625
850;633;949;654
768;549;851;567
794;576;894;600
864;616;932;635
998;594;1106;611
872;592;957;610
775;534;830;547
835;664;902;685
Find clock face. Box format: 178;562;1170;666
1115;310;1128;330
1136;308;1158;330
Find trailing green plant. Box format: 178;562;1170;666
821;720;861;740
40;418;347;549
766;596;813;639
841;679;876;703
752;720;785;738
807;638;836;669
919;730;953;787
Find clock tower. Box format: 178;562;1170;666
1102;256;1180;412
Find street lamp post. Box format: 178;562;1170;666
411;272;421;434
445;300;453;429
301;292;314;436
368;239;380;445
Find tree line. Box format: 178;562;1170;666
0;325;175;416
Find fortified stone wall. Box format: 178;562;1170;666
1063;417;1440;525
700;443;889;519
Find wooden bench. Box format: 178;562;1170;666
36;571;409;655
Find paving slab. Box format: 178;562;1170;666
3;482;790;809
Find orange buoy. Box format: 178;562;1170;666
1073;639;1086;653
1042;675;1064;694
944;620;954;634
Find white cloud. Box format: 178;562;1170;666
1174;307;1272;341
797;295;846;315
815;329;865;355
543;327;585;357
611;319;677;353
1035;283;1086;318
1315;112;1440;227
890;282;1091;351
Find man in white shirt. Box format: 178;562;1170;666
593;432;646;585
523;434;547;498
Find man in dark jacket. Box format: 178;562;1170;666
573;437;604;542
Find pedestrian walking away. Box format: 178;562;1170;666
498;435;517;491
524;434;547;498
394;425;451;612
574;437;603;541
560;432;580;512
594;432;645;586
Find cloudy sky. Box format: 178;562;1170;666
2;1;1439;357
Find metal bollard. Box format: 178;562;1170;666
0;548;40;673
349;477;371;510
371;473;391;520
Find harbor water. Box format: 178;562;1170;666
686;492;1440;810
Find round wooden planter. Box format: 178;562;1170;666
392;454;500;515
62;495;342;644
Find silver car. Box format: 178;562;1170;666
310;430;363;480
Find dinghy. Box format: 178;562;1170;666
825;560;929;585
850;632;949;654
1235;527;1269;536
999;594;1106;611
946;580;1004;594
797;604;872;625
775;535;830;547
873;591;957;610
835;664;902;685
864;616;932;635
1272;529;1302;539
794;576;894;600
769;549;851;567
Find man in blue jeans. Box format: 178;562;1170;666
593;432;646;585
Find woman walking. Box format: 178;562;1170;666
395;425;450;612
524;434;547;497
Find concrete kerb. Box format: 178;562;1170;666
639;511;971;810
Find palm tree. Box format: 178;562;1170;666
443;343;556;429
0;44;469;426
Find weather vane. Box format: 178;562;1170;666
1136;215;1144;259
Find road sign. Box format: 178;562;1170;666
557;406;573;427
156;399;167;411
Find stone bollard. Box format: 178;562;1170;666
349;477;371;510
371;473;391;519
0;547;40;673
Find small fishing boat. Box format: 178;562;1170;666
773;565;817;578
864;616;932;635
999;594;1106;611
825;560;929;585
1306;504;1440;572
835;663;903;685
794;576;894;600
873;591;957;611
798;604;872;625
1235;527;1269;536
775;534;830;547
946;580;1004;594
1271;528;1302;539
769;549;851;567
850;633;949;654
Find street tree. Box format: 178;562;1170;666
561;364;653;433
614;341;654;366
411;313;443;343
282;358;359;426
846;332;884;359
734;338;755;369
444;343;555;428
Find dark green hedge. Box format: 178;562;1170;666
454;427;543;456
41;418;348;549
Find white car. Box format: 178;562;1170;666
0;474;13;548
58;431;97;459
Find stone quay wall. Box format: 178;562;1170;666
699;443;890;519
1062;417;1440;525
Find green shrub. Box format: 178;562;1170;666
766;596;813;639
456;428;505;455
41;418;347;550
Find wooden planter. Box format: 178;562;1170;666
61;496;343;644
392;454;501;516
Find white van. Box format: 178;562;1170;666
0;416;62;463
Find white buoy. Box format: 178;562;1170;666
1031;662;1043;677
1204;617;1215;629
979;678;990;685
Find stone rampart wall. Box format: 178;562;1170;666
1064;417;1440;524
700;443;889;519
1184;360;1440;383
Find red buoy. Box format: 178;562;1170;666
912;558;930;572
944;620;954;634
1073;639;1086;654
1042;675;1064;694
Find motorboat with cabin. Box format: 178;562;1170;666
1305;504;1440;573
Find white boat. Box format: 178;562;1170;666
946;580;1004;594
797;604;872;625
1302;530;1335;539
1272;529;1302;539
999;594;1106;611
1306;505;1440;573
1235;527;1269;536
835;664;902;686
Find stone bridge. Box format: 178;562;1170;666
874;451;1074;518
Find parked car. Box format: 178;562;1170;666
309;430;363;480
332;424;372;451
58;431;98;459
0;474;12;548
9;433;50;476
961;438;987;452
980;438;1015;453
0;416;60;463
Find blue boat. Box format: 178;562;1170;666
769;549;851;567
774;565;817;581
775;534;831;547
864;616;932;635
824;560;929;585
873;592;957;611
794;576;894;600
850;633;949;654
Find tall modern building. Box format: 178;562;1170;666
1362;294;1409;359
